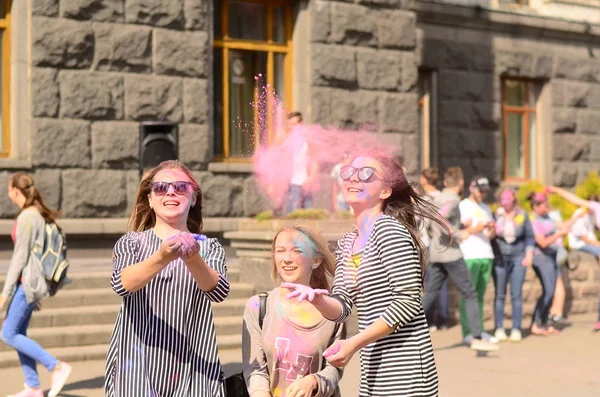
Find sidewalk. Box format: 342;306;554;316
0;313;598;396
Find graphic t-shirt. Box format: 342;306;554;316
459;199;494;260
568;208;597;250
530;213;561;257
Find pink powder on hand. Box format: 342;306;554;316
323;344;340;358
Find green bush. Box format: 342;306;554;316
516;180;577;221
255;210;274;222
285;208;329;220
575;171;600;200
332;210;354;220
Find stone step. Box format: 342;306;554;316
28;297;249;329
43;282;253;309
0;316;245;353
0;335;243;369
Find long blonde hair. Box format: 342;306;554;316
10;172;59;225
127;160;203;233
271;225;335;290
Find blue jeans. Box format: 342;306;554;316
532;254;558;326
424;270;448;327
286;184;313;213
493;254;527;330
578;244;600;258
2;285;58;388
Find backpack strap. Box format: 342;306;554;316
258;291;268;330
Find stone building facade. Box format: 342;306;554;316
0;0;599;220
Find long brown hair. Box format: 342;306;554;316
9;172;59;225
127;160;203;233
271;225;335;290
376;156;451;283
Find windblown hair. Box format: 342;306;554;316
376;156;452;283
127;160;203;233
271;225;335;291
9;172;59;225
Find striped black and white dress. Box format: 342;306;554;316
104;230;230;397
331;215;438;397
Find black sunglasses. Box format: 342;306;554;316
151;181;191;196
339;166;378;182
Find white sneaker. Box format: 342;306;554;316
470;338;500;352
482;331;499;344
463;334;474;346
510;329;522;342
494;328;508;342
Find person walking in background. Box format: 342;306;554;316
283;154;447;395
1;172;71;397
331;152;351;212
419;168;449;332
104;160;230;396
492;187;534;342
243;225;345;397
458;176;498;344
423;167;498;351
567;204;600;258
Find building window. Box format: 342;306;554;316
502;79;540;181
0;0;10;157
213;0;293;160
418;71;438;170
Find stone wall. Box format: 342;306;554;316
417;3;600;188
307;0;420;175
0;0;273;219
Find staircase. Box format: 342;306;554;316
0;255;255;369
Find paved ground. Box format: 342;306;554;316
0;313;598;397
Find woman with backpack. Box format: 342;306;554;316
0;172;72;397
104;160;230;396
242;225;345;397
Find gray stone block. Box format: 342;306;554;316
184;0;209;31
553;134;589;161
380;93;418;133
61;0;124;22
439;71;492;102
33;169;61;211
32;68;59;118
61;169;128;217
60;72;124;120
231;178;244;217
578;110;600;135
31;118;92;168
125;76;183;121
179;124;210;168
533;55;554;79
552;162;578;187
202;175;233;216
33;0;59;16
93;23;152;73
125;170;141;214
402;52;418;92
155;29;208;78
553;108;577;133
420;39;470;71
470;103;500;130
588;138;600;161
32;17;94;69
310;87;332;126
0;172;19;218
494;51;534;77
552;80;593;108
330;89;378;126
125;0;184;29
554;57;600;83
310;1;330;43
311;44;357;88
577;163;600;185
331;3;377;47
470;44;494;73
377;10;415;50
439;100;470;129
91;121;139;169
243;176;271;217
183;79;209;123
356;49;402;91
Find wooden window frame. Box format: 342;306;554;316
418;75;431;170
0;0;10;158
502;78;537;182
213;0;293;162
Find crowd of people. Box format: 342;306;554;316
1;142;599;396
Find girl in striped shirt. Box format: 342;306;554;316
285;154;449;397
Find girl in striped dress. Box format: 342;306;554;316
285;155;448;397
104;160;230;397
